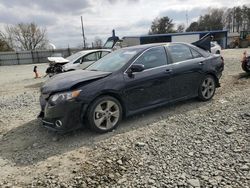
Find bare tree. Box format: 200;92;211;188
234;6;243;32
93;37;103;48
0;32;12;51
5;22;48;51
223;8;233;32
176;24;185;33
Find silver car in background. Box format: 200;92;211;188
46;49;111;77
63;49;111;71
211;41;222;54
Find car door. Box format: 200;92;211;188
123;46;171;111
69;57;82;70
166;44;205;100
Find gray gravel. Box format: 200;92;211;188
31;88;250;188
0;49;249;187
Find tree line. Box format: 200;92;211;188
149;4;250;34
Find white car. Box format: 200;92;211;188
63;49;111;71
211;41;222;54
46;49;111;72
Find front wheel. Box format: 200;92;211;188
87;96;122;133
242;61;250;73
198;75;216;101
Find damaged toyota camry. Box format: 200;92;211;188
39;42;224;133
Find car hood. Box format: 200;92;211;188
41;70;111;94
48;57;69;64
63;61;95;70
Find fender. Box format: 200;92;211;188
242;56;250;73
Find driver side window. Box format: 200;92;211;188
83;52;97;62
134;47;168;70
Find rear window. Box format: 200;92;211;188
190;48;203;58
168;44;193;63
191;45;210;57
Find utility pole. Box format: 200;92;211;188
81;16;86;49
185;10;189;29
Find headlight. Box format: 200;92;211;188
49;90;81;105
62;65;67;70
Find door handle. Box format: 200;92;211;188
199;61;204;65
165;69;173;74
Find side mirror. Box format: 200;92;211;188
130;64;144;72
127;64;144;77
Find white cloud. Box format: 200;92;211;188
0;0;249;48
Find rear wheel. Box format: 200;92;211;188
87;96;122;133
198;75;216;101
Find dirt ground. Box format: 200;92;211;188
0;49;249;187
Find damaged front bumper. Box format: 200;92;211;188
38;97;87;132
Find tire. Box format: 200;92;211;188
66;69;75;72
242;60;250;73
87;96;122;133
198;75;216;101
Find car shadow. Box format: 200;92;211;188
24;82;44;89
0;98;211;167
238;72;250;79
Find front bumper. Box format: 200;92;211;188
39;99;87;132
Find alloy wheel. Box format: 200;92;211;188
201;77;215;100
93;100;120;130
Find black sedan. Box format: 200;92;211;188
39;43;224;133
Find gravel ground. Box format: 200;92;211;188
0;49;249;188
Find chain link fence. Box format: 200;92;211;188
0;48;83;66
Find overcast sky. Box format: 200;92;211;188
0;0;248;48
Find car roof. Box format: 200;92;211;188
123;42;194;50
124;43;167;50
77;49;111;55
121;42;211;58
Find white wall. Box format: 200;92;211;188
122;37;141;47
171;34;200;43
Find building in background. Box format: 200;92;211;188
122;30;228;49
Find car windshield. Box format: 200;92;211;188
103;40;115;48
86;48;141;72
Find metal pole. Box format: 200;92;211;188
31;50;34;64
81;16;86;49
16;52;20;65
36;51;40;63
